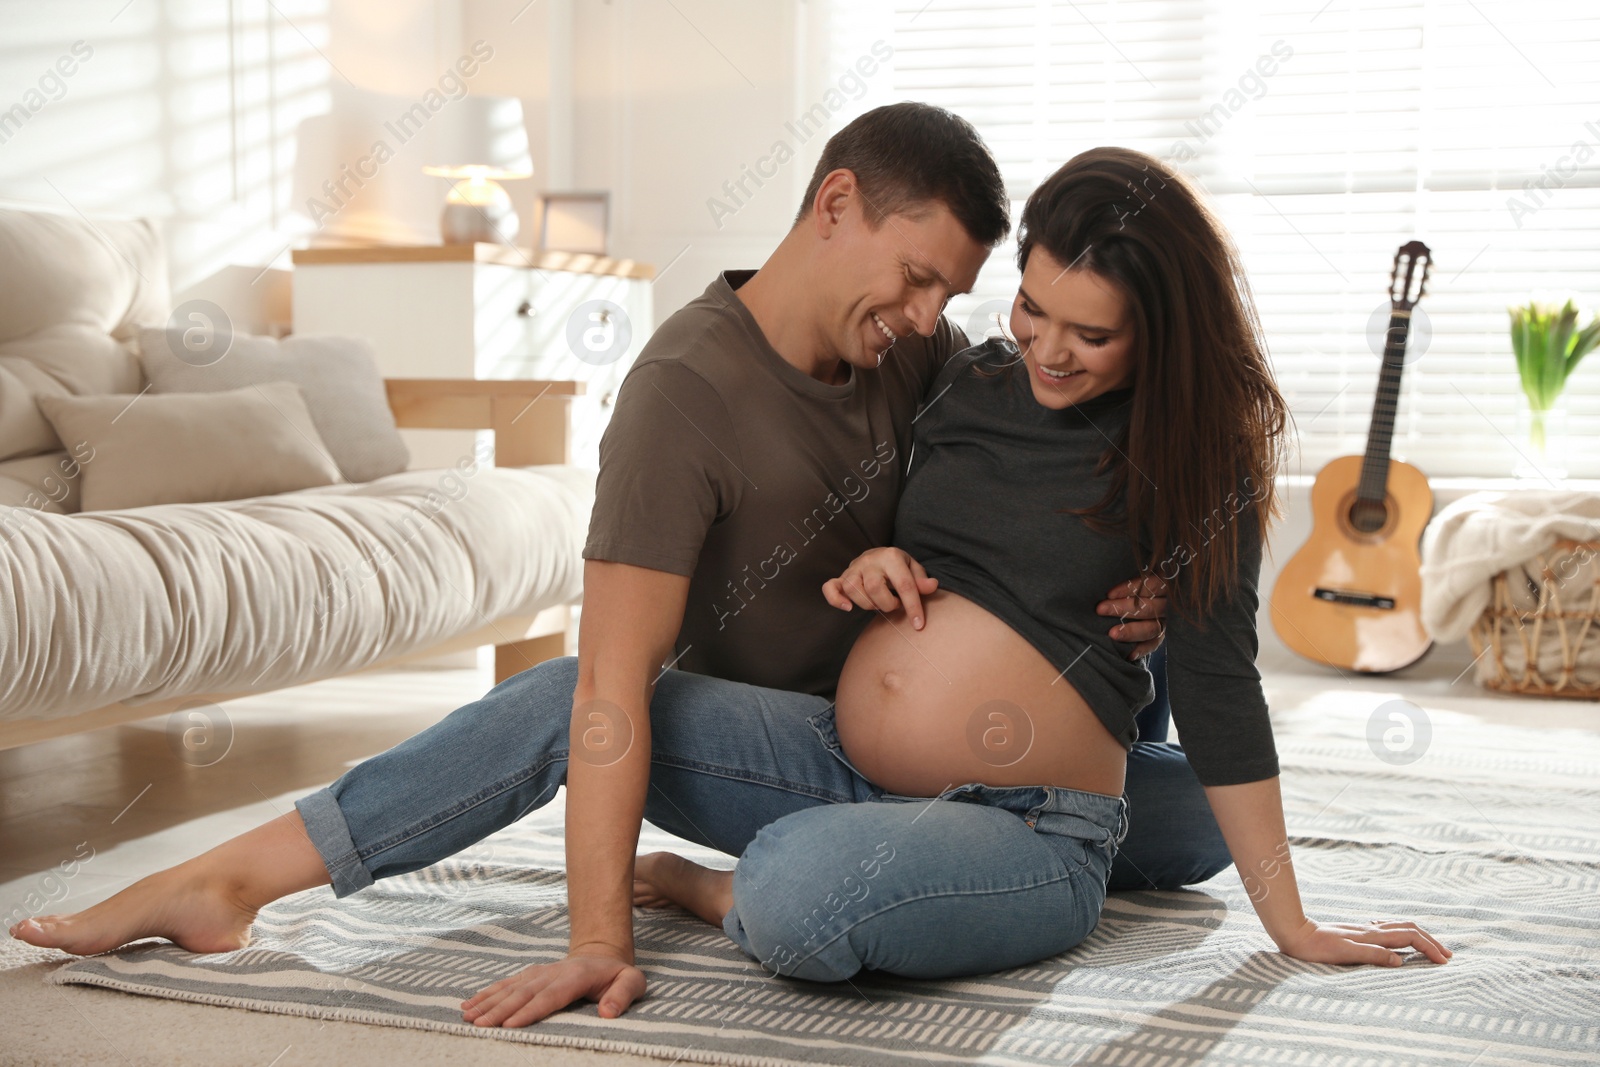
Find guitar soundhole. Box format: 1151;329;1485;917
1349;498;1389;534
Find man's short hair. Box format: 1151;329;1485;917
795;102;1011;247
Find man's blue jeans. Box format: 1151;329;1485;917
295;657;1230;981
1136;645;1172;742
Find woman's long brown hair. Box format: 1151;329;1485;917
1016;147;1289;619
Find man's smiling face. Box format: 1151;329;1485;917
812;182;991;372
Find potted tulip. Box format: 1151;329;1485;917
1509;297;1599;478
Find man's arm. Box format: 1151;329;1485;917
567;560;688;960
461;559;689;1028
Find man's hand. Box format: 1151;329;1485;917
822;547;939;630
1097;575;1168;659
461;947;648;1028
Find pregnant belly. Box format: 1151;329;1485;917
834;590;1129;798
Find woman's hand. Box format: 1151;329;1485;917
1205;779;1451;971
1274;916;1453;967
461;948;647;1027
822;548;939;630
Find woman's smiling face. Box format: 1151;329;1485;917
1008;247;1137;410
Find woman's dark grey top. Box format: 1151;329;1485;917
895;340;1278;787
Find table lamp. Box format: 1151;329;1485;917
423;164;533;244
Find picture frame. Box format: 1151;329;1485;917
537;192;611;255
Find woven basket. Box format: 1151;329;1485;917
1468;538;1600;698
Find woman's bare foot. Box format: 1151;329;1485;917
632;851;733;927
9;863;259;956
8;810;329;957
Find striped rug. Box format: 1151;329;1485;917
49;689;1600;1066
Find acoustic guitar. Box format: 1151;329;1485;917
1270;241;1434;673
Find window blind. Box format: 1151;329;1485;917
886;0;1600;479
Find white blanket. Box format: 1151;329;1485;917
0;464;593;724
1419;489;1600;642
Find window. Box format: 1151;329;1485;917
886;0;1600;478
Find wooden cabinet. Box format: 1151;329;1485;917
291;244;654;470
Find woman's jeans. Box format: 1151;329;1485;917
295;657;1230;982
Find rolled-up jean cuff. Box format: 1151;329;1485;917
293;788;372;898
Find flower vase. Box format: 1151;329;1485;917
1514;400;1569;480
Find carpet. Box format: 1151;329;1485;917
45;689;1600;1067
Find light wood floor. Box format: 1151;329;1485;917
0;665;507;912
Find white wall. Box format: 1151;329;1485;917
553;0;814;321
559;0;898;322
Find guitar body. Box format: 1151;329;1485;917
1270;454;1434;673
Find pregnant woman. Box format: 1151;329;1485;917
14;148;1449;1027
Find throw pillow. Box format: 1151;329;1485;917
137;328;409;482
34;381;343;511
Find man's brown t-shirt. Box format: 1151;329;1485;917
582;270;965;698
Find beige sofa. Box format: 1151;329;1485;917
0;208;591;750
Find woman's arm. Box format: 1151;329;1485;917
1204;778;1453;966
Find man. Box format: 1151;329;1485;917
14;103;1225;1028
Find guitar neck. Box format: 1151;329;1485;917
1357;309;1411;502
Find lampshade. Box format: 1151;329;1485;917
421;166;533;182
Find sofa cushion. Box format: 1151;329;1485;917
0;210;169;464
138;329;410;483
34;382;343;512
0;464;594;723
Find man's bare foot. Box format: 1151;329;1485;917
9;810;329;957
632;852;733;927
9;862;259;956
